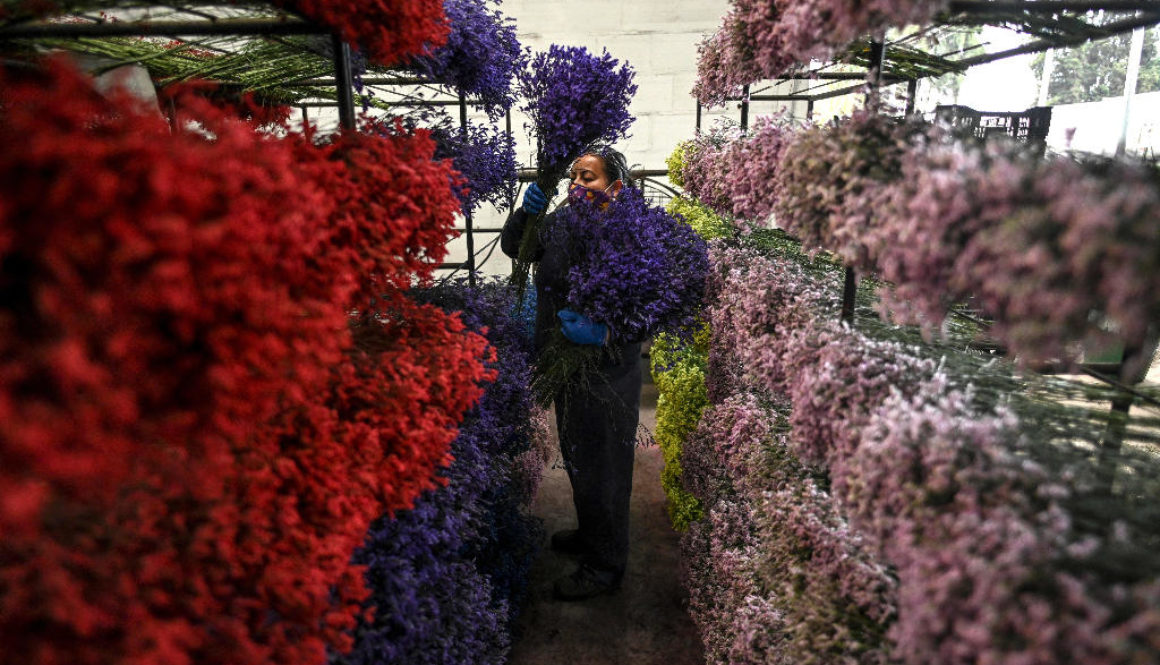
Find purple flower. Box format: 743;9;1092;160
428;114;518;214
408;0;525;118
550;187;709;341
517;44;637;179
339;278;546;665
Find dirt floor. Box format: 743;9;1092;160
508;371;705;665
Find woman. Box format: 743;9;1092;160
500;148;641;601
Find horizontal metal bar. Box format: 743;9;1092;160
453;228;502;233
297;99;468;108
809;81;875;102
950;0;1160;12
286;76;432;87
1034;361;1124;375
0;17;320;39
517;167;670;181
380;99;464;107
766;71;911;82
435;262;466;270
955;11;1160;68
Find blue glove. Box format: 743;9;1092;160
522;182;548;215
558;309;608;346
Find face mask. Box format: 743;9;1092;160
567;181;614;210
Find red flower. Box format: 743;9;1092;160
1;58;490;665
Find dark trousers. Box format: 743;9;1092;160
555;343;642;577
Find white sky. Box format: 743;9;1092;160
956;26;1041;111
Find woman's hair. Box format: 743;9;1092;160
583;145;635;189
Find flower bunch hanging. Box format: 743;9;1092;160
692;2;793;107
666;195;734;241
679;120;744;219
428;114;519;214
717;114;800;227
531;187;709;405
340;278;545;665
276;0;449;66
773;109;926;268
692;0;951;104
408;0;525;118
0;57;492;665
511;45;637;292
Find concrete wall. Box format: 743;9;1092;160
1045;91;1160;157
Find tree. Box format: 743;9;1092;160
1032;21;1160;105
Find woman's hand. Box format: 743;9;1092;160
522;183;548;215
557;309;609;346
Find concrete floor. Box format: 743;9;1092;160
508;375;705;665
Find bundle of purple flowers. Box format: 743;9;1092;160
408;0;524;118
531;188;709;405
511;44;638;296
517;45;637;180
554;187;709;343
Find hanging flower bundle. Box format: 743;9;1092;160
692;0;951;105
407;0;524;118
0;58;493;665
680;236;1160;665
674;121;744;221
272;0;451;66
692;2;793;107
0;0;449;68
531;187;709;406
428;115;519;215
340;278;549;665
772;109;928;269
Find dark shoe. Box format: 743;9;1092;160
552;565;621;601
550;528;588;555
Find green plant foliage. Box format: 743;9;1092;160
649;189;723;531
651;327;711;530
666;195;733;241
665;140;692;189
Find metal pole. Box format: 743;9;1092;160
806;99;814;120
868;40;886;88
839;270;858;323
459;91;476;287
696;101;702;132
905;79;918;115
740;85;750;132
332;33;356;131
1118;27;1146;156
1037;48;1056;107
842;39;886;325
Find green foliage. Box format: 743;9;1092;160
665;140;692;189
666;195;733;241
1032;25;1160;105
651;327;711;530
